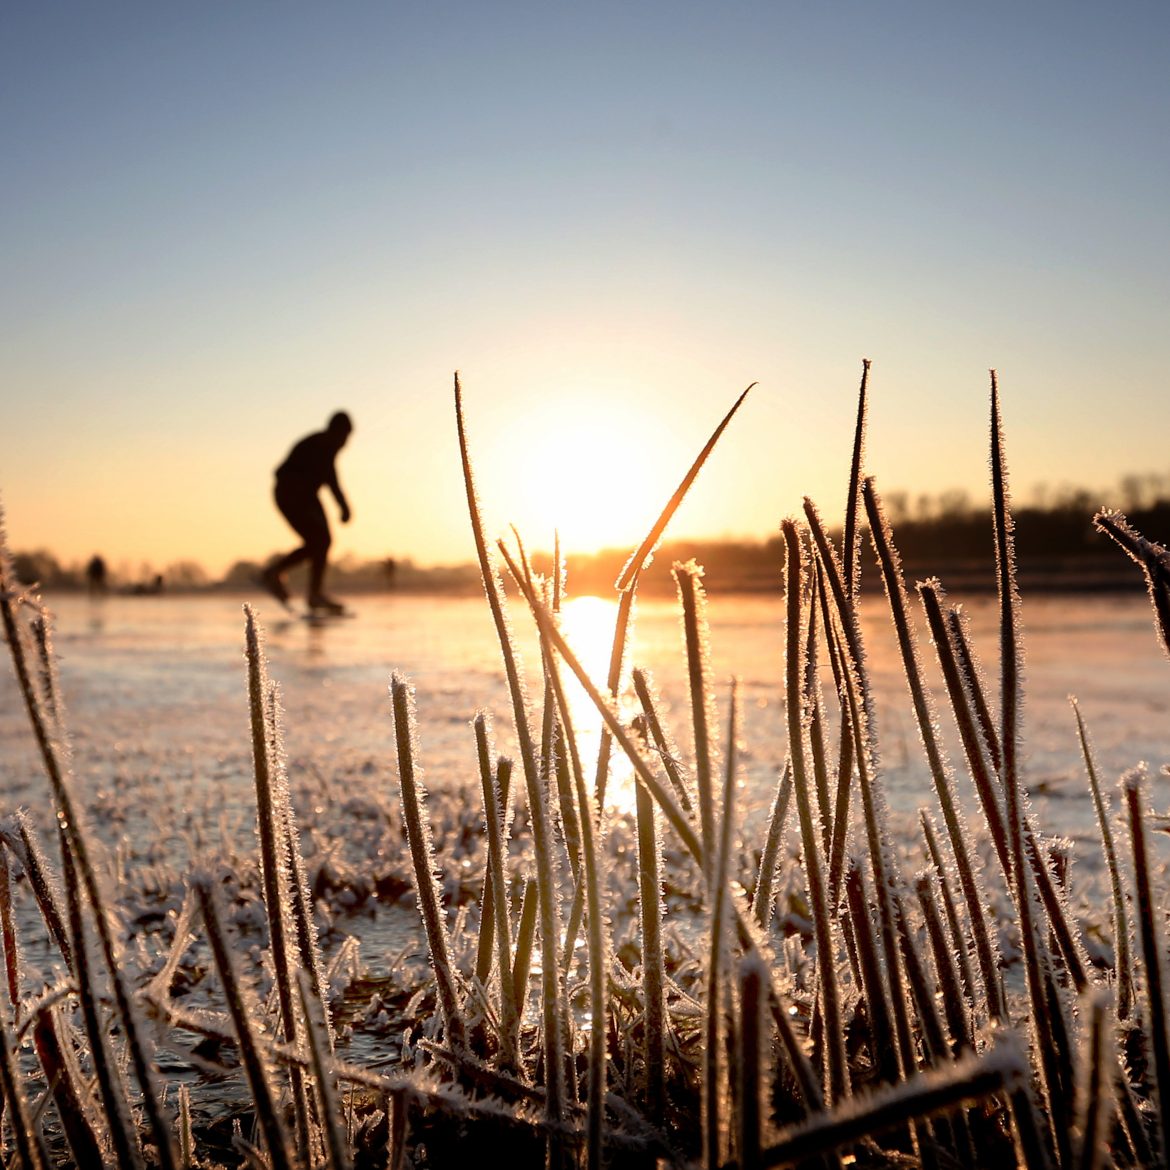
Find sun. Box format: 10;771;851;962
495;393;675;556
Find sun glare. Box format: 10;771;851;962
501;398;672;556
557;595;639;817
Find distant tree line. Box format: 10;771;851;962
11;474;1170;596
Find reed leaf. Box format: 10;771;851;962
1072;699;1135;1021
455;374;568;1132
990;375;1073;1165
390;674;467;1050
195;875;295;1170
782;520;848;1103
1123;764;1170;1161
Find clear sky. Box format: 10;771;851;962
2;3;1167;578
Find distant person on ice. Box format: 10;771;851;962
261;411;353;614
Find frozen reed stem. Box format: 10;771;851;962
195;876;295;1170
629;675;668;1123
390;675;467;1051
600;382;751;815
474;716;520;1067
1072;699;1135;1020
456;376;568;1137
914;872;974;1054
990;375;1073;1165
634;767;668;1126
843;358;870;601
539;624;610;1170
511;876;539;1015
244;609;314;1155
705;679;741;1170
1123;765;1170;1161
802;499;868;901
738;951;767;1170
2;813;72;973
1074;991;1114;1170
751;759;792;928
1094;508;1170;659
918;814;976;1009
921;580;1091;994
863;479;1005;1023
675;559;718;876
632;668;694;814
0;992;50;1170
0;846;20;1015
844;861;900;1086
61;833;146;1170
824;583;918;1084
945;605;1002;776
782;520;848;1103
31;1002;104;1167
297;968;352;1170
759;1041;1026;1170
474;750;514;988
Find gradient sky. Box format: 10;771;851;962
2;3;1167;578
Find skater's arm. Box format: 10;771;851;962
327;465;351;523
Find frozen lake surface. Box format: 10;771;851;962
3;586;1170;868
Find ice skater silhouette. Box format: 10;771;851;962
261;411;353;613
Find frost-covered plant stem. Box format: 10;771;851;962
863;480;1005;1023
195;876;295;1170
782;520;848;1104
474;716;520;1067
705;680;740;1170
1072;699;1135;1021
675;560;718;876
244;608;314;1155
990;376;1072;1166
541;636;609;1170
1123;766;1170;1162
390;675;467;1051
455;376;567;1136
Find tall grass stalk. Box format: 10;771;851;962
844;861;900;1086
918;814;976;1008
738;950;767;1170
822;571;918;1082
1093;510;1170;659
632;668;695;814
474;715;521;1067
704;679;741;1170
1075;991;1114;1170
297;967;352;1170
0;991;49;1170
759;1043;1025;1170
990;375;1073;1165
195;875;295;1170
455;375;568;1135
390;674;467;1051
802;499;869;901
244;607;314;1155
863;479;1005;1023
751;759;793;928
782;520;848;1103
537;617;611;1170
61;832;145;1170
675;559;719;877
1123;765;1170;1161
1072;699;1135;1020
